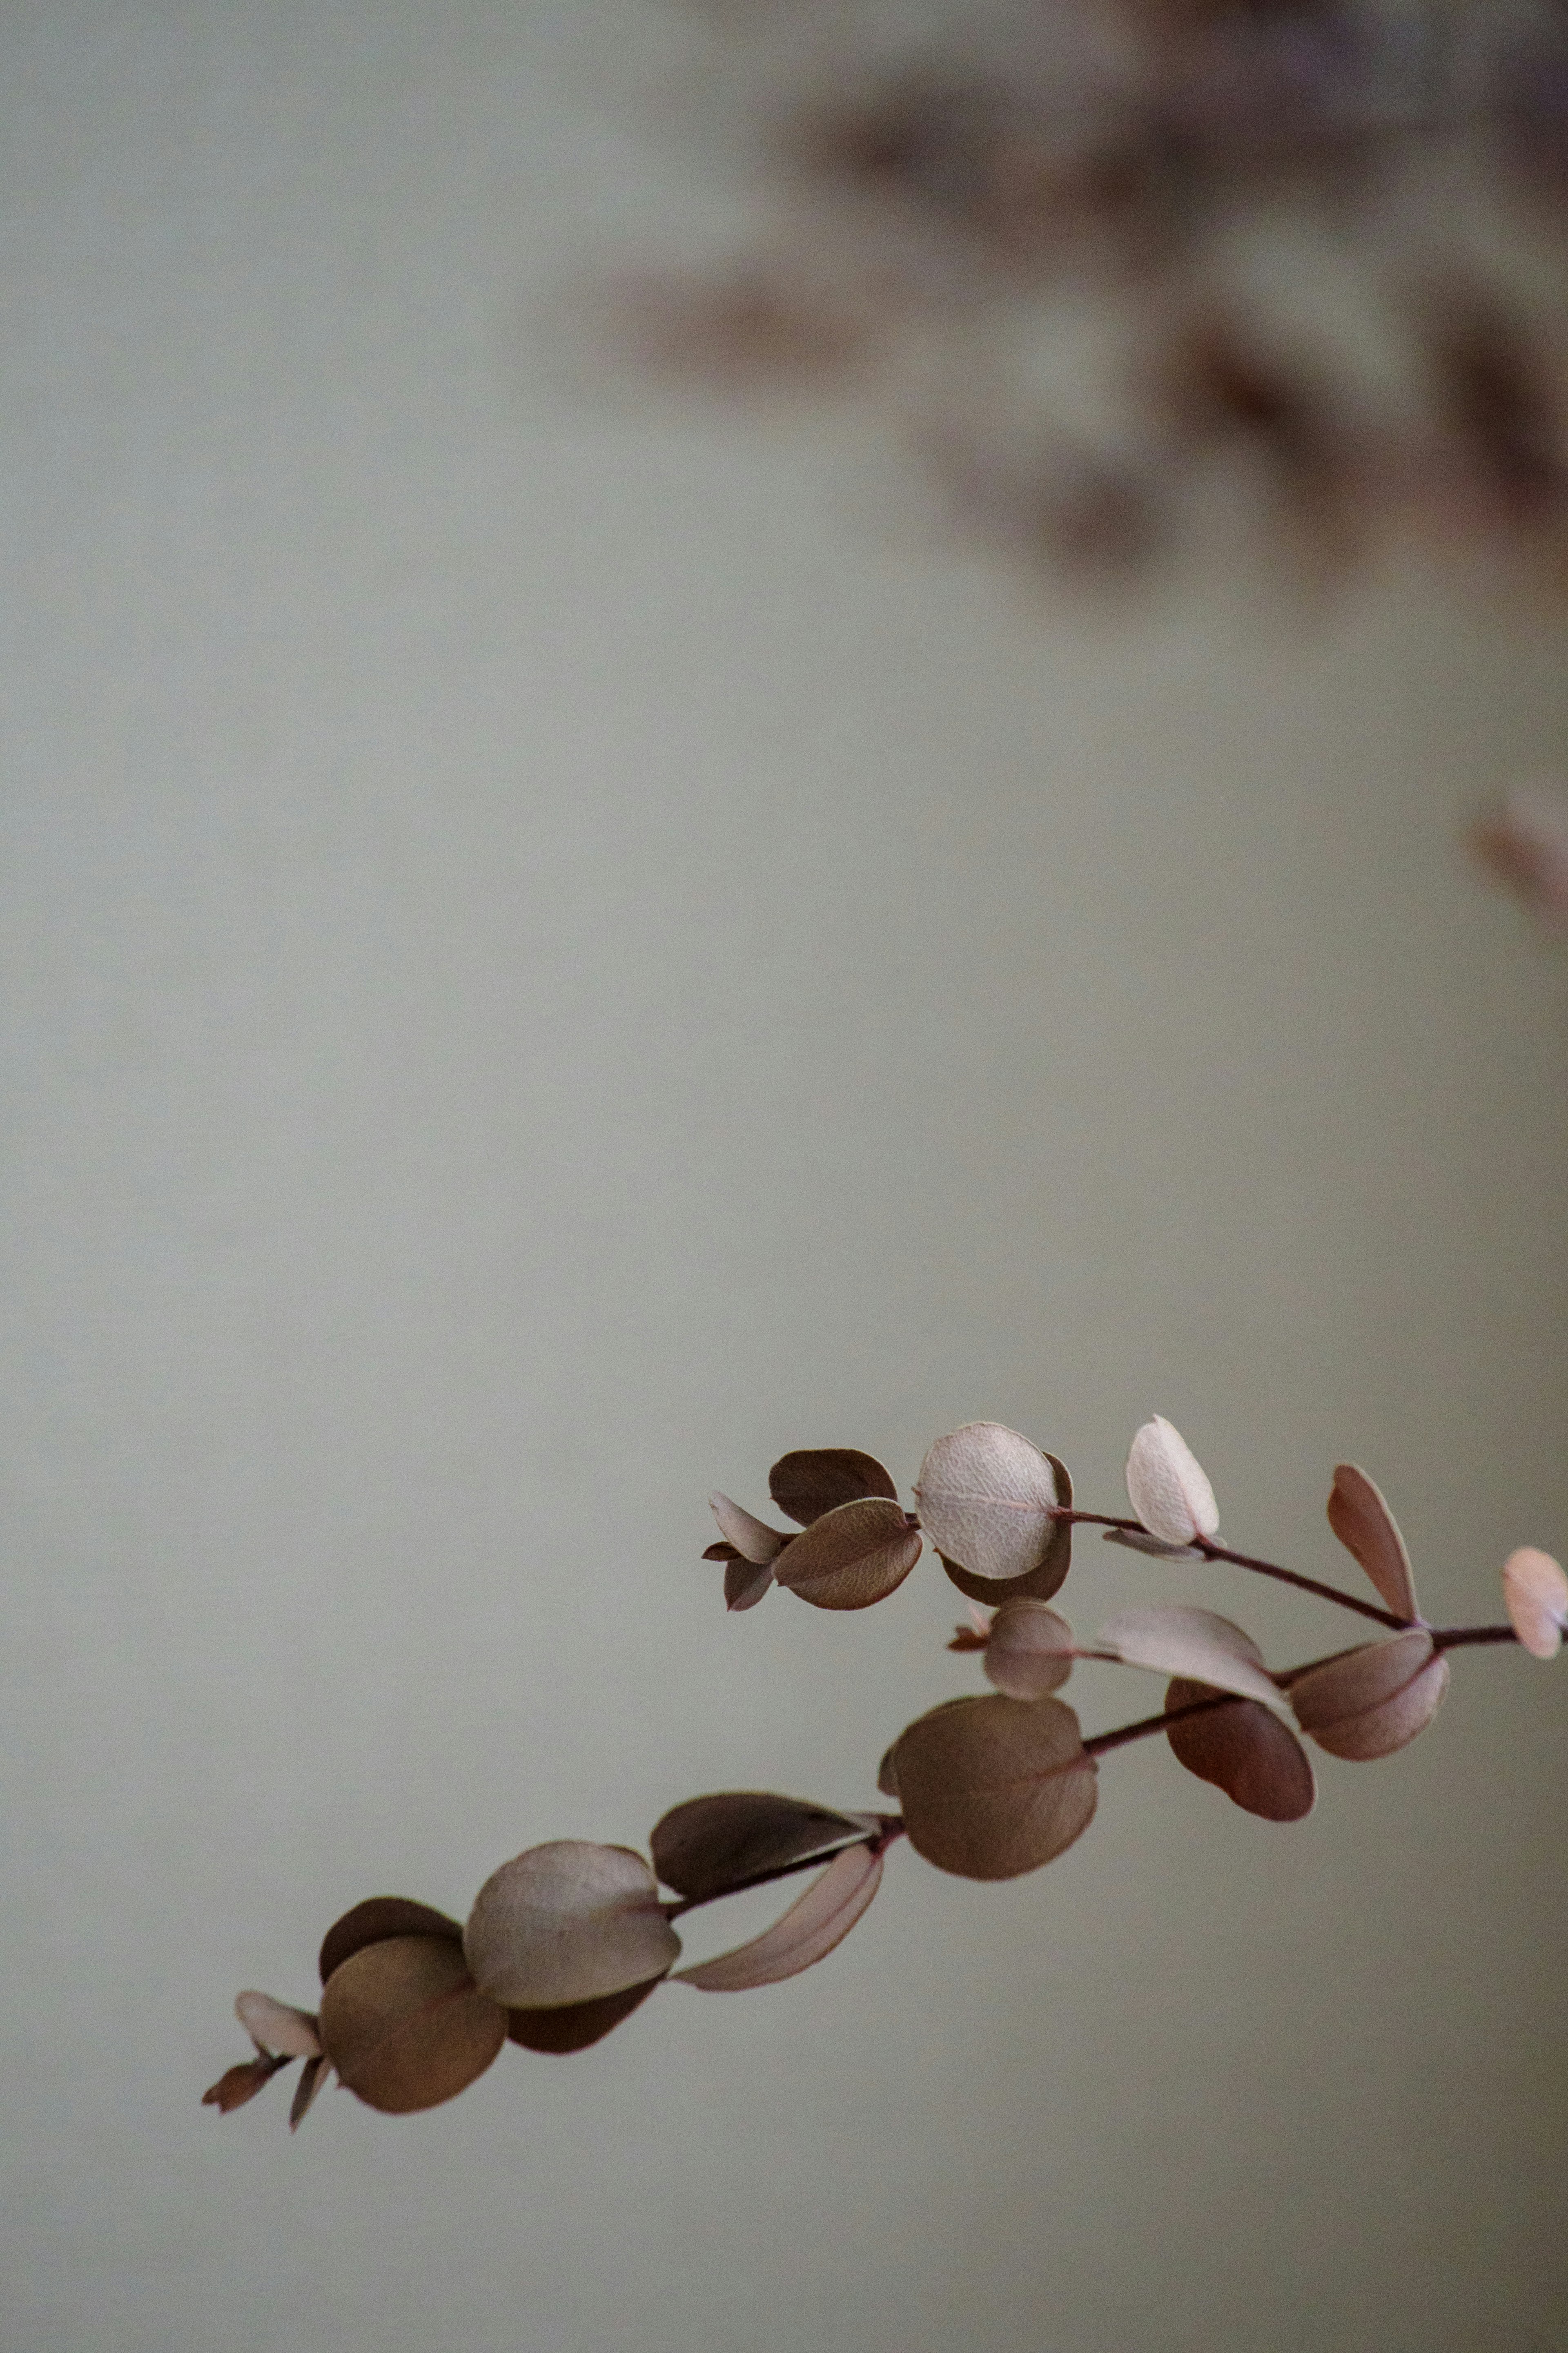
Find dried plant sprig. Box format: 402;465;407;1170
206;1412;1561;2129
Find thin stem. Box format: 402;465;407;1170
1194;1539;1410;1629
662;1820;904;1921
1054;1508;1412;1630
1084;1692;1232;1755
1432;1623;1519;1652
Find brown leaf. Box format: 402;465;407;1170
915;1424;1062;1586
704;1541;742;1561
1288;1630;1450;1761
724;1557;774;1612
1502;1546;1568;1659
650;1791;871;1902
875;1743;900;1800
1096;1606;1285;1711
318;1897;463;1987
508;1974;665;2054
1474;782;1568;928
1164;1677;1316;1822
768;1447;899;1525
464;1841;682;2010
708;1493;789;1566
202;2053;287;2114
893;1694;1097;1880
234;1991;321;2060
772;1495;922;1610
982;1599;1075;1700
1125;1416;1219;1547
673;1842;884;1991
1327;1464;1419;1623
289;2053;330;2130
319;1936;507;2114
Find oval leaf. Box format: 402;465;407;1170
319;1936;507;2114
651;1791;871;1902
1125;1416;1219;1546
724;1557;774;1612
508;1973;665;2053
318;1896;463;1987
772;1495;922;1610
464;1841;681;2010
708;1493;788;1567
915;1425;1061;1586
983;1599;1076;1700
1163;1677;1316;1821
1288;1629;1450;1760
234;1990;321;2061
1503;1546;1568;1659
203;2053;286;2114
673;1842;883;1991
768;1447;899;1526
1096;1606;1285;1711
893;1693;1098;1881
1327;1464;1419;1622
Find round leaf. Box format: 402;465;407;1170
673;1842;884;1992
319;1936;506;2114
708;1493;788;1566
983;1599;1075;1700
234;1990;321;2061
772;1495;922;1610
464;1841;681;2010
768;1448;899;1525
508;1974;665;2053
1163;1677;1316;1821
875;1743;900;1800
1327;1464;1419;1622
915;1425;1062;1586
1288;1630;1450;1760
1502;1546;1568;1659
1125;1416;1219;1546
650;1791;871;1902
893;1694;1098;1881
1096;1606;1285;1711
318;1897;463;1987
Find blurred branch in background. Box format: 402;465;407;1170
592;0;1568;585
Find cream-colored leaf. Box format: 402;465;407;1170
915;1424;1060;1584
1125;1416;1219;1546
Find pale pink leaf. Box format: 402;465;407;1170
914;1424;1060;1583
708;1493;788;1566
1502;1546;1568;1659
1096;1606;1284;1711
234;1992;321;2061
1327;1464;1419;1622
1103;1526;1201;1561
1125;1417;1219;1546
673;1842;883;1992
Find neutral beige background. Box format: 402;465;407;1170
4;5;1568;2349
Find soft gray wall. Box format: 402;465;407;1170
4;7;1567;2351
